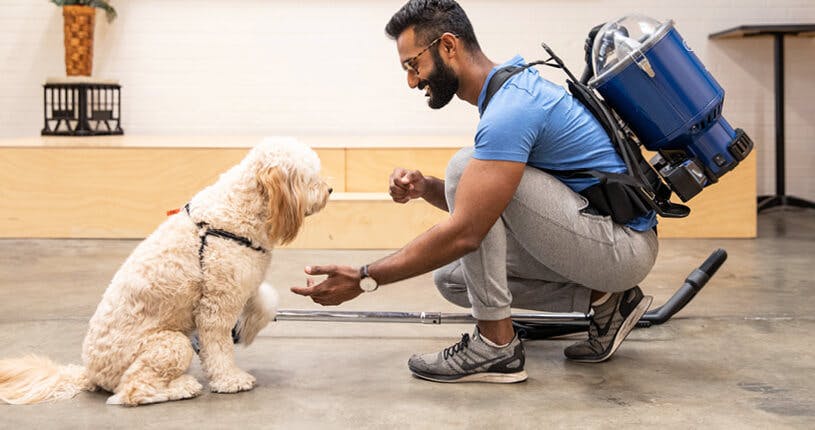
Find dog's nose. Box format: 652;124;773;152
328;187;333;194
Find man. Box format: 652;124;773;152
291;0;658;384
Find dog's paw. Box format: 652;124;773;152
169;374;204;400
209;369;256;393
105;393;141;407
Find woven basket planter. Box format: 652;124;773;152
62;5;95;76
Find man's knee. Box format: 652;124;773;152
445;147;473;188
444;147;473;208
433;265;471;308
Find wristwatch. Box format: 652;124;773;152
359;265;379;292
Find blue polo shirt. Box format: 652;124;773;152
474;55;657;232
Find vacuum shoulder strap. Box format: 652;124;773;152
482;66;525;112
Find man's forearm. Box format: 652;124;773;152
422;176;448;211
367;216;474;286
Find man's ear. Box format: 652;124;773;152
441;33;457;56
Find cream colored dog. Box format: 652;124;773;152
0;139;330;406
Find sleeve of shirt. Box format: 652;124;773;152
473;89;542;163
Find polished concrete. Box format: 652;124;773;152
1;209;813;429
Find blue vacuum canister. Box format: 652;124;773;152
589;15;753;201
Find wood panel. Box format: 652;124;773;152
345;148;462;192
0;137;757;242
656;153;757;238
0;147;344;238
286;194;447;249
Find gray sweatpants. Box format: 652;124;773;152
434;148;659;321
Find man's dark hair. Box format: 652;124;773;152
385;0;481;51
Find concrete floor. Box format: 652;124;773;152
1;209;813;429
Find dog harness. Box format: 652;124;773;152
183;204;267;268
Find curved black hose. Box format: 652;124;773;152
638;248;728;327
515;248;728;338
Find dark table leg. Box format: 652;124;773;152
757;33;815;212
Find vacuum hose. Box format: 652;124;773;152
638;248;728;327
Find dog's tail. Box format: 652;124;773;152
0;354;95;405
235;282;279;346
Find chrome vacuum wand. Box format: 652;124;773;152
275;310;590;325
272;248;727;340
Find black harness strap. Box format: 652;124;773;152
482;66;525;112
184;204;267;269
482;64;657;225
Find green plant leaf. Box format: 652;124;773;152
49;0;117;22
89;0;117;22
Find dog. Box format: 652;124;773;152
0;138;331;406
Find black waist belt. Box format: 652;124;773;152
531;165;653;225
579;181;651;225
184;204;267;269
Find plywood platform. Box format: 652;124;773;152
0;136;756;246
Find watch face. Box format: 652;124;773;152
360;277;378;292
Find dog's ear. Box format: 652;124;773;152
256;166;306;245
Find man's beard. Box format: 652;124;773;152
418;50;459;109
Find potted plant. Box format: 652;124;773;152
50;1;117;76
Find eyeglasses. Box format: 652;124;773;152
402;34;456;74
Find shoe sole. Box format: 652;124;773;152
569;295;653;363
410;370;528;384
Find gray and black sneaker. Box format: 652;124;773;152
408;328;527;383
564;286;653;363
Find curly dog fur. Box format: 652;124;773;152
0;139;330;406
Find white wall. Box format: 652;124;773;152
1;0;814;200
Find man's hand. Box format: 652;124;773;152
389;168;428;203
290;265;364;306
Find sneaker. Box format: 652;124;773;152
564;286;653;363
407;328;528;383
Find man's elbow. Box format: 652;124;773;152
445;216;486;254
454;234;483;254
